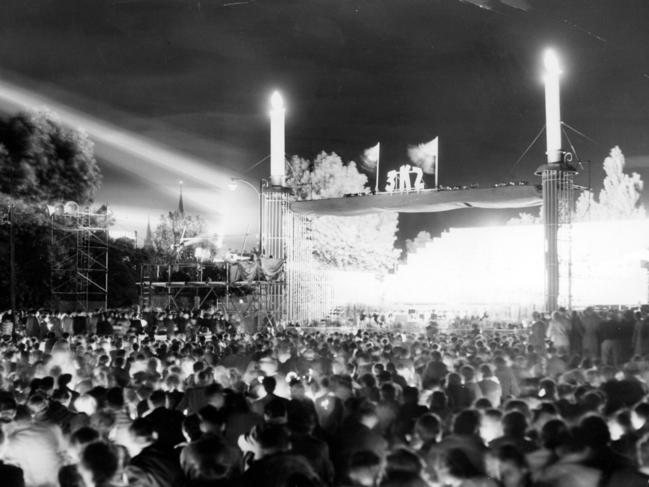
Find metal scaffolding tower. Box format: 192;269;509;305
51;207;109;310
536;158;577;311
260;187;291;323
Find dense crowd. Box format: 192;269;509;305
1;307;649;487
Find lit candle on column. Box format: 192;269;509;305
269;90;285;186
543;49;562;163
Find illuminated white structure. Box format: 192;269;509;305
536;48;578;311
391;220;649;312
269;91;286;187
544;49;562;164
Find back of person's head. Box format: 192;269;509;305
198;405;225;434
129;417;156;443
578;414;610;450
479;364;493;379
71;427;101;448
460;365;475;382
287;401;316;435
540;418;571;450
429;390;448;410
58;373;73;389
74;394;98;416
148;390;166;409
503;399;531;419
40;376;55;393
473;397;492;410
452;409;481;436
79;441;119;487
415;413;441;443
256;423;290;454
27;393;48;415
491;443;529;476
348;450;382;487
204;383;223;401
181;435;242;485
262;376;277;394
106;387;124;409
442;447;483;479
380;382;396;402
580;390;604;413
51;387;71;404
403;386;419;404
355;399;379;429
264;398;288;423
502;410;528;438
446;372;462;386
385;447;423;479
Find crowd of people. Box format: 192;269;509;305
1;307;649;487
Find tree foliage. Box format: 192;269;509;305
574;146;645;221
509;146;644;225
152;211;206;262
286;152;400;273
0;110;103;308
107;237;149;308
0;110;101;204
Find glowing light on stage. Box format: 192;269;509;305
269;90;286;186
543;48;562;163
391;219;649;311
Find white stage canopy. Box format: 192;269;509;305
290;186;542;216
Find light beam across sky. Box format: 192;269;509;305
0;77;260;244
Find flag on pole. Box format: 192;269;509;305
360;142;381;192
361;142;380;170
408;137;438;181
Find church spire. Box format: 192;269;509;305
177;180;185;216
143;216;154;250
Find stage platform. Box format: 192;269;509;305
290;185;542;216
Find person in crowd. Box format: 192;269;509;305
3;305;649;487
124;418;185;487
529;312;547;353
77;441;122;487
547;310;571;355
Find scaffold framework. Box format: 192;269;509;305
51;208;109;311
537;159;577;311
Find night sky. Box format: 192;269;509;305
1;0;649;246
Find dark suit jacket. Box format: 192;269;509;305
0;462;25;487
127;443;185;487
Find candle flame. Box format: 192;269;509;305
543;49;562;75
270;90;284;110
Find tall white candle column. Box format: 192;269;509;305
536;49;577;312
269;91;286;187
544;49;562;163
